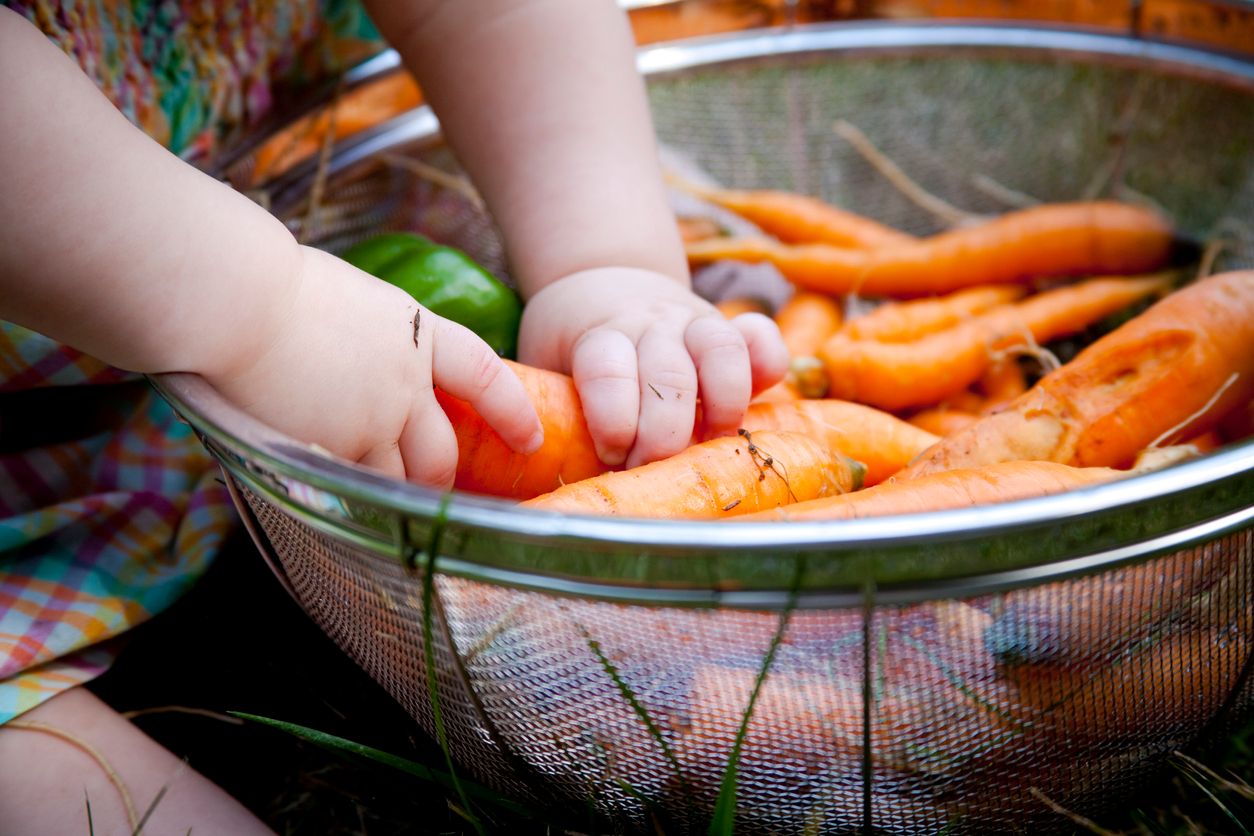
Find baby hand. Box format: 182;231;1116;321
205;246;542;489
517;268;788;468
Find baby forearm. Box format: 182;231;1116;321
368;0;688;297
0;8;301;379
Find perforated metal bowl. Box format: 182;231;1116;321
156;21;1254;834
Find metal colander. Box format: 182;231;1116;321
156;19;1254;835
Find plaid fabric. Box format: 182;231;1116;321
1;325;237;722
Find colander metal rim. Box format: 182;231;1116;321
162;21;1254;602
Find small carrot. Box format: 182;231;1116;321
715;297;769;319
1004;626;1249;742
819;273;1171;411
522;430;863;519
977;356;1028;411
739;400;939;486
677;216;722;244
775;292;844;357
902;270;1254;476
842;286;1025;342
735;461;1121;521
436;360;606;500
986;547;1242;666
685;202;1176;297
677;184;914;248
907;407;979;436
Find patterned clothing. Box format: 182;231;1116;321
1;2;385;723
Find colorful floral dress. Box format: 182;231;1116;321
0;0;384;723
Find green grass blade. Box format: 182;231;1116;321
85;792;94;836
417;493;487;836
582;628;692;803
231;713;534;817
708;559;805;836
131;783;168;836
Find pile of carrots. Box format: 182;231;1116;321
437;189;1253;520
430;185;1253;824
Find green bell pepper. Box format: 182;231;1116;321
339;232;522;358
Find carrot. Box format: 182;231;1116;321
735;461;1121;521
252;73;423;182
677;185;914;248
436;360;606;500
986;547;1242;666
677;216;722;244
908;407;979;436
977;356;1029;412
774;292;844;357
685;201;1176;297
751;379;801;402
902;270;1254;476
842;286;1025;342
739;399;938;486
715;297;769;319
522;430;863;519
1003;626;1249;742
819;273;1171;411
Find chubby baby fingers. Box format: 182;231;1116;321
429;315;543;455
729;312;789;393
571;328;640;466
627;323;699;469
684;315;752;438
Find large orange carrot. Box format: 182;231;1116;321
842;286;1025;342
437;360;605;500
740;400;938;486
679;185;914;248
774;292;844;357
902;270;1254;476
736;461;1121;521
685;202;1175;297
818;274;1171;411
522;430;863;519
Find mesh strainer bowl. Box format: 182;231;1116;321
157;21;1254;834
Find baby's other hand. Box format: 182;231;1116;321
205;246;542;489
518;268;788;468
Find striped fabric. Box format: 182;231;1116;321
1;1;384;722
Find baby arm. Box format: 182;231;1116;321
367;0;789;468
0;7;540;488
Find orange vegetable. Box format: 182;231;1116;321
678;185;914;248
437;360;606;500
715;297;769;319
751;379;801;403
685;202;1175;297
774;292;844;357
735;461;1121;521
1004;627;1249;742
252;74;423;182
987;547;1242;666
977;356;1028;411
902;270;1254;476
677;216;722;244
908;407;979;436
522;430;863;519
819;273;1171;411
740;399;939;486
842;286;1025;342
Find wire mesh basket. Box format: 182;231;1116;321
156;18;1254;835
